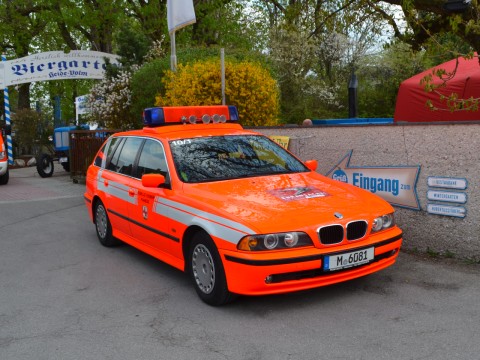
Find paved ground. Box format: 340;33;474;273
1;166;480;360
1;165;84;203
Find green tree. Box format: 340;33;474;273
0;1;50;109
11;109;51;155
356;41;427;117
367;0;480;54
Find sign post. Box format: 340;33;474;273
1;54;13;165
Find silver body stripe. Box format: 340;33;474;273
97;171;138;205
154;197;256;244
95;169;255;244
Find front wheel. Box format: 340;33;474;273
94;200;120;247
188;232;236;306
36;154;54;178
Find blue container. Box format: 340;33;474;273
312;118;394;125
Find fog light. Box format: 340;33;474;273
265;275;273;284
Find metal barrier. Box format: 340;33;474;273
69;130;117;180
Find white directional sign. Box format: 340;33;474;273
75;95;91;115
427;177;467;190
326;151;421;210
427;204;466;218
427;190;467;204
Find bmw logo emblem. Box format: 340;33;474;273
334;212;344;219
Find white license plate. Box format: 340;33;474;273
59;157;68;163
323;247;374;271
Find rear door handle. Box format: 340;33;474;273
104;179;109;187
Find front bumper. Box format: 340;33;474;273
221;229;403;296
0;160;8;176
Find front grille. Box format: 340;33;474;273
318;225;344;245
347;221;368;240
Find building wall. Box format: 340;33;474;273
255;123;480;260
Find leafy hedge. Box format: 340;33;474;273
155;59;280;126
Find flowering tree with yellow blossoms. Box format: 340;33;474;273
155;60;280;126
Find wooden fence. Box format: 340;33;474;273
69;130;118;180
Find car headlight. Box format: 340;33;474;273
372;213;395;232
238;232;313;251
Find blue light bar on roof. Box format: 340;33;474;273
228;106;239;121
143;105;239;127
143;107;165;127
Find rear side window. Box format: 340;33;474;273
107;138;125;172
94;143;106;167
106;137;143;176
106;137;122;160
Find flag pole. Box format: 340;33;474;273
170;31;177;72
167;0;196;73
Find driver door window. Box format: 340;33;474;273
136;139;168;178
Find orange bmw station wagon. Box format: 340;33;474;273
84;106;403;305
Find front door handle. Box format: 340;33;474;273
128;189;136;197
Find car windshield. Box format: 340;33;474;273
170;135;309;183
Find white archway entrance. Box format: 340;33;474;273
1;50;119;164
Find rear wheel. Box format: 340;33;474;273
36;154;54;178
188;232;236;306
94;200;120;247
0;168;8;185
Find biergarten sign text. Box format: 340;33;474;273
0;50;120;88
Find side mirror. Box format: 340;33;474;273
305;160;318;171
2;124;11;136
142;173;166;188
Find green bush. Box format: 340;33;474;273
155;59;280;126
130;47;273;124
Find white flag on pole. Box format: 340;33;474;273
167;0;196;34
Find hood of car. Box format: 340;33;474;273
182;172;393;233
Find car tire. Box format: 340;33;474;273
188;231;237;306
94;200;120;247
36;154;54;178
0;168;8;185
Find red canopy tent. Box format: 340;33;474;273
394;55;480;122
